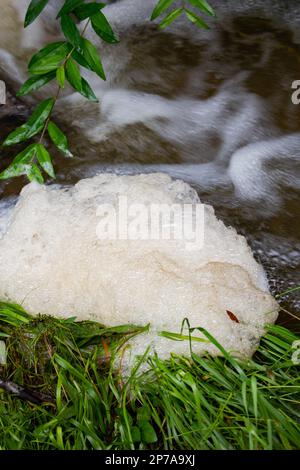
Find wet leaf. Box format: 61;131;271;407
28;42;70;75
81;38;106;80
158;8;183;29
17;72;56;97
71;50;93;71
56;66;66;88
2;124;33;147
36;143;55;178
74;2;105;21
26;98;55;137
61;14;82;47
185;9;210;29
91;11;119;44
151;0;175;20
0;144;36;179
57;0;84;18
24;0;50;27
47;121;73;157
28;164;44;184
66;58;82;91
188;0;215;17
80;78;99;102
2;98;54;146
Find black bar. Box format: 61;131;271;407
1;450;299;468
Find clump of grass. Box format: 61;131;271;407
0;301;299;450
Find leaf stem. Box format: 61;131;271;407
38;86;61;144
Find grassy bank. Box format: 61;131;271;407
0;301;299;450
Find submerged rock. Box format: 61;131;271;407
0;173;278;362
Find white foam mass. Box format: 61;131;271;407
0;173;278;363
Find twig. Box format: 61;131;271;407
0;378;53;405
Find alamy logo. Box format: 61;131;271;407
291;340;300;365
96;196;205;250
291;80;300;105
0;80;6;105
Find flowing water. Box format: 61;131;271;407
0;0;299;328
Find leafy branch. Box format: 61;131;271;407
0;0;214;184
151;0;215;29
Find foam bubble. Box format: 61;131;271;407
0;173;278;364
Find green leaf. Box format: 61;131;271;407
56;66;66;88
151;0;175;20
28;164;44;184
48;121;73;157
2;124;34;147
251;375;258;420
57;0;84;18
67;74;99;102
2;98;54;146
36;143;55;178
139;421;157;444
26;98;55;136
54;354;94;389
66;58;82;92
137;405;151;422
28;42;70;75
185;9;209;29
91;11;119;44
24;0;50;27
188;0;215;17
80;78;99;102
74;2;105;21
0;144;36;180
159;330;208;342
17;72;56;97
158;8;183;29
0;163;31;180
131;426;141;443
71;50;93;71
81;38;106;80
11;144;37;164
61;14;82;47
